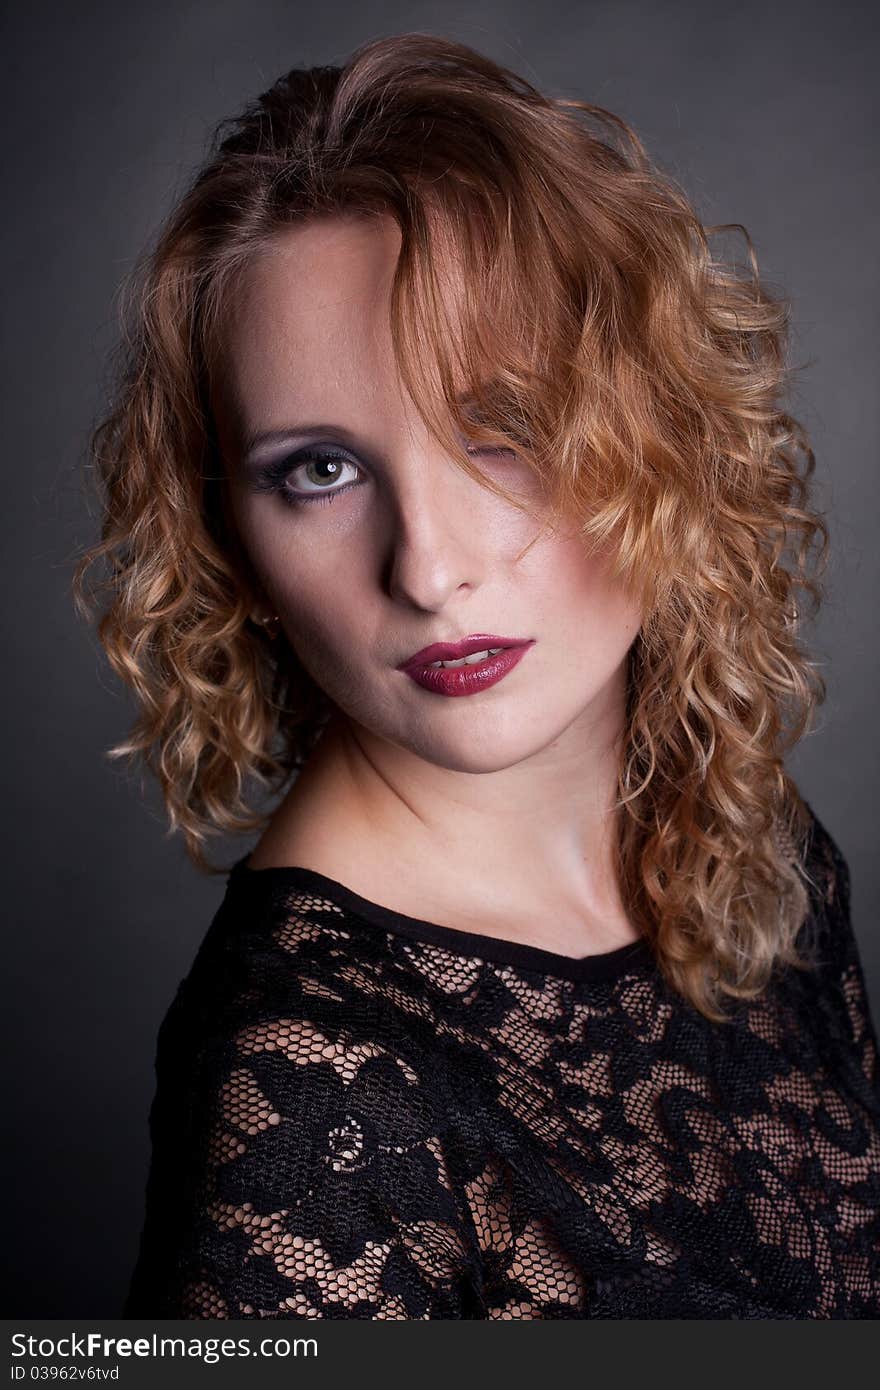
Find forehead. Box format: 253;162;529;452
216;213;399;420
219;212;481;441
240;212;402;327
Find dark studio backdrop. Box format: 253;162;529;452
2;0;877;1318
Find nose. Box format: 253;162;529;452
383;451;484;612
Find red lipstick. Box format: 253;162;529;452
397;634;535;698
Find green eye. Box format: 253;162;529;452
254;448;363;508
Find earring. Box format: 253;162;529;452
252;611;281;640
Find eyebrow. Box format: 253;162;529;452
241;422;364;464
240;392;492;465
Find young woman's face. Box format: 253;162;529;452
215;213;643;774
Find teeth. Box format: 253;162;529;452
427;647;506;669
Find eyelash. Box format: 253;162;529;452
253;448;359;508
255;443;516;509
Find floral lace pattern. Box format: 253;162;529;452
124;805;880;1318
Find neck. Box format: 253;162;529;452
276;681;630;931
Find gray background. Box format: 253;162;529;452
2;0;877;1317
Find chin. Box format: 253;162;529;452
390;720;560;776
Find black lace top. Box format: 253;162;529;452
123;803;880;1319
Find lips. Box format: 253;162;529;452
398;634;531;671
399;641;535;697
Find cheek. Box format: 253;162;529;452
276;584;368;711
234;502;366;637
276;567;367;669
267;549;375;698
533;536;642;654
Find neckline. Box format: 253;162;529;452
228;855;654;984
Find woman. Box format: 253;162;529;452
74;33;880;1318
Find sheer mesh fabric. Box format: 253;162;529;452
124;803;880;1319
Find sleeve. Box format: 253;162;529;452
804;802;880;1097
123;980;481;1320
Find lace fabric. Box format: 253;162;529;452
123;804;880;1319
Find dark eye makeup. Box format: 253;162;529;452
251;446;362;508
250;442;517;510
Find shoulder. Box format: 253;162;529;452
168;870;398;1042
794;799;879;1089
151;875;463;1185
137;881;477;1318
801;799;851;920
796;798;854;975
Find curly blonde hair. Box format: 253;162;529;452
72;32;831;1022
